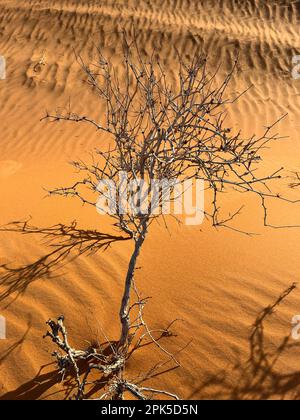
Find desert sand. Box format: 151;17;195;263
0;0;300;400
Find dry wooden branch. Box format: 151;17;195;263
36;31;300;400
44;306;181;400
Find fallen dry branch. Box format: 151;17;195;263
99;379;180;400
44;309;181;400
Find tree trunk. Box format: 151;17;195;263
118;223;147;348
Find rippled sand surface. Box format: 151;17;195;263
0;0;300;399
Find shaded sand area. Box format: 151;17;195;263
0;0;300;399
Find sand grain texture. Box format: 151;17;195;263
0;0;300;400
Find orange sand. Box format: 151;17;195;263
0;0;300;400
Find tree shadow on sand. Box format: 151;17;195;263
0;220;131;305
0;220;181;400
0;320;31;366
0;336;179;400
189;283;300;400
2;283;300;400
0;363;67;400
0;320;32;397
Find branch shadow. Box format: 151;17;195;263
0;326;181;400
0;341;122;400
189;283;300;400
3;222;299;399
0;320;31;366
0;220;131;305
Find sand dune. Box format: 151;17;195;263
0;0;300;400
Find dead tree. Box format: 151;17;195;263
38;34;298;399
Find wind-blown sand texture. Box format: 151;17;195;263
0;0;300;400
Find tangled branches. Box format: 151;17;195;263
42;37;294;236
44;303;182;400
19;32;300;400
